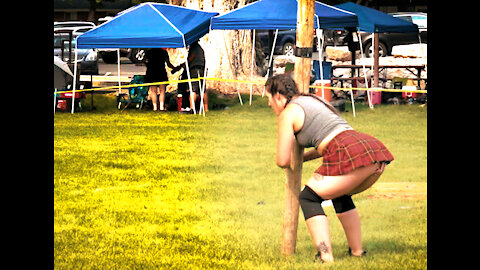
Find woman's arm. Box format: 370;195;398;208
275;104;304;169
276;112;295;168
304;148;322;162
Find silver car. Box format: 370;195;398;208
53;30;99;75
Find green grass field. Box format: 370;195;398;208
54;94;427;269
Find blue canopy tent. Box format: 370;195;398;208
210;0;359;103
77;3;218;48
335;2;420;109
335;2;418;33
71;2;218;114
210;0;358;30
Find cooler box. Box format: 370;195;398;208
314;80;332;101
402;85;418;99
369;89;382;105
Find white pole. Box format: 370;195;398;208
185;57;196;115
357;30;370;111
200;29;213;117
316;27;325;98
262;29;279;97
418;33;427;74
198;70;205;116
71;43;78;114
117;49;121;96
250;29;256;105
350;87;356;117
367;33;374;109
223;31;243;105
200;68;206;117
54;88;57;114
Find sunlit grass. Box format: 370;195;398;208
54;95;426;269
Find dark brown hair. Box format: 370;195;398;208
265;74;340;115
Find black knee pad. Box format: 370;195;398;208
332;195;356;214
299;186;326;220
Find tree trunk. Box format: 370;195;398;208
167;0;264;95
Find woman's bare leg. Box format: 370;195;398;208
149;86;158;111
159;84;166;110
305;215;334;262
336;209;363;256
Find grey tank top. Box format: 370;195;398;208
289;95;351;149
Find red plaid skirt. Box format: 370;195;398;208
315;130;394;176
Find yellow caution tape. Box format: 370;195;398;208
54;77;427;94
309;84;427;93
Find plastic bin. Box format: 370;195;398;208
314;80;332;101
369;88;382;105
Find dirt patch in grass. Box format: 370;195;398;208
367;182;426;200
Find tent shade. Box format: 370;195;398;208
210;0;358;30
335;2;418;33
77;3;218;49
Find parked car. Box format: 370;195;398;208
54;21;96;31
256;29;318;56
324;12;427;57
53;30;99;75
98;48;146;64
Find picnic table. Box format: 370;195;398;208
331;64;426;88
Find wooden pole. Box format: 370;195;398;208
293;0;315;95
281;0;314;256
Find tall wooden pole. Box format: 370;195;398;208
281;0;314;256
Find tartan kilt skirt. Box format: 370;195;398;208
315;130;394;176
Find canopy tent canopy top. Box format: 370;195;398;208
335;2;418;33
76;2;219;49
210;0;358;30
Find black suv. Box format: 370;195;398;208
325;12;427;57
256;30;319;56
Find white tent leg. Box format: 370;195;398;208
199;29;213;116
350;87;356;117
117;49;121;96
262;29;278;97
367;33;374;109
200;68;207;117
198;70;205;116
185;59;196;115
250;29;256;105
223;31;243;105
315;28;325;99
71;43;78;114
357;30;369;113
418;33;427;74
54;89;57;114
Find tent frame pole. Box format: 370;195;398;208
223;31;243;105
117;49;121;96
418;33;427;74
71;43;78;114
262;29;278;97
184;55;196;115
54;89;57;114
367;33;374;109
249;29;256;105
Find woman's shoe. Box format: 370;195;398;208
313;251;324;263
348;247;367;257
